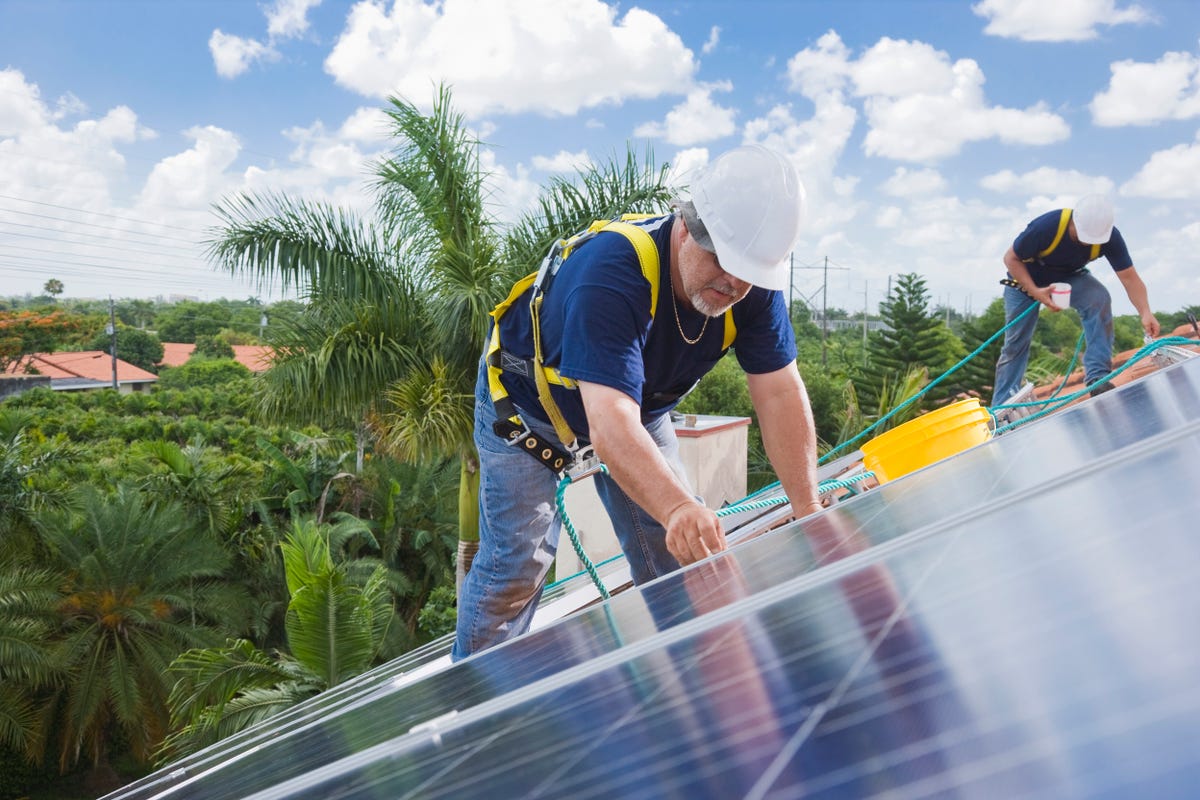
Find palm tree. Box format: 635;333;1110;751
158;517;392;761
0;558;61;762
0;408;68;558
130;436;253;538
207;84;673;591
31;484;251;774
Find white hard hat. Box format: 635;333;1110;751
1073;194;1114;245
685;144;806;291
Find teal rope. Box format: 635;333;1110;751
1046;332;1086;402
554;466;611;600
548;469;879;594
545;313;1194;598
990;335;1197;436
817;300;1040;466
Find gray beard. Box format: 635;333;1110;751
690;287;738;317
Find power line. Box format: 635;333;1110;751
0;193;203;234
0;205;202;245
0;223;206;265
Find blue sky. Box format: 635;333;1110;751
2;0;1199;321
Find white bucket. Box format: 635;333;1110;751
1050;282;1071;309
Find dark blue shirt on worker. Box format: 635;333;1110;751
494;214;797;440
1013;208;1133;286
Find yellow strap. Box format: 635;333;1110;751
1036;208;1072;259
530;292;577;447
487;215;740;447
1026;208;1102;264
722;309;737;350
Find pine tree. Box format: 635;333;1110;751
855;273;963;413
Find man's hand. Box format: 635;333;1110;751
1141;310;1161;338
664;499;726;565
1030;285;1060;310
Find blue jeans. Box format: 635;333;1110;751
452;359;685;661
992;271;1113;406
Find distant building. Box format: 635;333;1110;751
3;351;158;394
158;343;273;373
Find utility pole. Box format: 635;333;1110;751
862;281;869;366
790;256;848;367
107;296;118;391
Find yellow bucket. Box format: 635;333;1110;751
861;398;992;484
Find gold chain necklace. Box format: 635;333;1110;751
669;273;708;345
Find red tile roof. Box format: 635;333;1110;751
159;343;273;373
4;351;158;383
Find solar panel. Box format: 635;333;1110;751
104;358;1200;799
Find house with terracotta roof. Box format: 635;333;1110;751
158;342;273;373
2;351;158;394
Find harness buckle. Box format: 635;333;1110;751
492;417;572;474
565;448;602;482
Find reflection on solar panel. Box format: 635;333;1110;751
104;358;1200;799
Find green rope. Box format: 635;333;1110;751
816;301;1040;466
1046;332;1086;402
545;311;1196;599
548;470;878;594
989;335;1197;436
554;466;611;600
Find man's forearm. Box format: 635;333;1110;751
748;366;821;514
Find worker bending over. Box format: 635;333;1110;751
453;144;823;661
993;194;1160;405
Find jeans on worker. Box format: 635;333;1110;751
992;271;1113;406
452;357;685;661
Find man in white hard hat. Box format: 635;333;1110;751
992;194;1160;406
454;144;823;660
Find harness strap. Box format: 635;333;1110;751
486;214;740;472
1025;208;1101;264
999;277;1030;296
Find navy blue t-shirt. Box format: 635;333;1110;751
494;214;797;439
1013;209;1133;285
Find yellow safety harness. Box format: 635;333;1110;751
486;215;736;473
1004;208;1102;296
1023;208;1102;264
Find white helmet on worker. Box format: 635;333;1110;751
683;144;806;291
1073;194;1114;245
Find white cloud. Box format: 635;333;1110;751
785;32;1068;163
267;0;323;39
787;30;853;97
0;68;50;135
531;149;592;173
981;167;1113;197
138;126;243;209
338;106;392;143
324;0;696;117
1090;50;1200;126
853;38;955;97
211;0;321;78
665;147;710;190
881;167;948;197
1121;131;1200;198
209;29;279;79
856;40;1069;161
702;26;720;56
633;83;736;146
972;0;1152;43
0;69;155;210
1138;219;1200;312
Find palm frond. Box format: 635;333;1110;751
503;144;673;277
206;192;399;305
372;357;474;461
